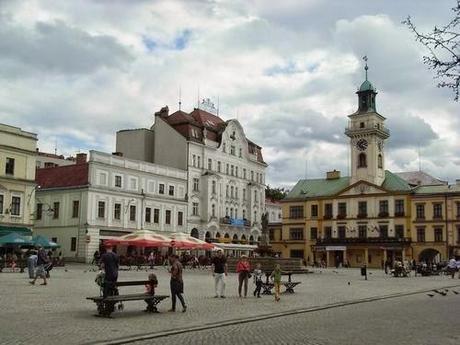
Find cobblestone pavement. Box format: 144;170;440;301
1;264;459;345
132;290;460;345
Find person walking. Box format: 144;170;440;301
169;255;187;312
148;252;155;270
27;250;38;279
447;257;457;279
29;246;49;286
236;255;251;298
270;264;282;302
211;249;227;298
253;263;263;298
100;244;119;298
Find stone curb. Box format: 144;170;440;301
86;283;460;345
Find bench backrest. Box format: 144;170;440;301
116;280;150;287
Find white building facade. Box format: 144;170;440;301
116;106;268;245
34;151;187;262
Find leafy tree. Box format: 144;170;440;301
265;185;288;201
403;1;460;101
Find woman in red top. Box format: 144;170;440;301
236;255;251;298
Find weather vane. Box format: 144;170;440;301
363;55;369;80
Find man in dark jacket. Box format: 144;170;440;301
100;244;119;298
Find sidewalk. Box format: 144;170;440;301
1;265;459;345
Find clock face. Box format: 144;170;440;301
356;139;368;151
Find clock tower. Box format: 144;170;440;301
345;59;390;186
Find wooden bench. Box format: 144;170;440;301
86;280;168;317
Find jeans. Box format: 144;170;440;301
238;272;249;297
170;279;186;310
254;280;262;297
214;273;226;297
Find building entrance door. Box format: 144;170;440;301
334;251;343;268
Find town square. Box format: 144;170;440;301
0;0;459;344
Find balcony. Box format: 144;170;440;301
323;214;333;220
357;213;368;219
433;215;443;220
336;214;346;220
378;212;389;218
316;237;411;245
394;212;405;217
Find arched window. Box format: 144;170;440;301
378;154;383;168
358;153;367;168
191;228;199;239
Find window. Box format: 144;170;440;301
235;188;238;199
115;175;122;188
433;203;443;219
5;157;14;175
53;202;60;219
0;195;3;214
289;228;304;240
358;201;367;217
226;185;229;197
129;205;136;221
254;190;258;203
36;203;42;220
145;207;151;223
289;206;304;219
457;226;460;243
153;208;159;223
324;226;332;239
239;148;242;157
243;188;246;201
192;155;196;167
395;225;404;239
243;169;246;179
197;156;201;168
10;196;20;216
324;203;333;218
395;200;405;216
192;203;199;216
114;203;121;220
434;228;443;242
165;210;171;225
379;200;389;216
211;204;216;217
72;200;79;218
251;171;254;181
230;145;235;155
290;250;304;258
231;186;234;198
235;166;238;177
211;180;217;194
338;202;347;218
226;164;229;174
417;227;425;242
338;226;346;239
97;201;105;218
311;205;318;217
70;237;77;252
379;225;388;238
360;122;365;128
217;161;221;172
159;184;165;194
178;211;183;226
416;204;425;219
169;185;175;196
457;202;460;218
242;209;246;219
208;158;212;170
51;237;57;243
231;165;234;176
310;228;318;240
378;154;383;168
358;153;367;168
358;225;367;239
222;143;226;153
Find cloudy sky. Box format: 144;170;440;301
1;0;459;187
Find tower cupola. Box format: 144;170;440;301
356;57;377;113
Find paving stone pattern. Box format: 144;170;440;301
1;265;459;345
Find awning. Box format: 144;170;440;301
0;232;35;246
214;243;257;251
0;225;32;238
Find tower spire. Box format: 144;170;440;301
363;55;368;81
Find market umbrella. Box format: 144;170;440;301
0;232;34;246
32;235;60;249
105;230;171;247
169;232;215;250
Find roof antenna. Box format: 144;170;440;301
363;55;368;81
179;85;182;111
54;139;57;155
197;86;200;109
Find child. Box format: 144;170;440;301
270;264;282;302
253;263;263;298
144;273;158;312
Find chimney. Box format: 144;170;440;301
112;152;123;157
326;170;341;180
76;153;87;165
154;106;169;118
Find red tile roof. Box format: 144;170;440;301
36;163;89;189
163;108;265;164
